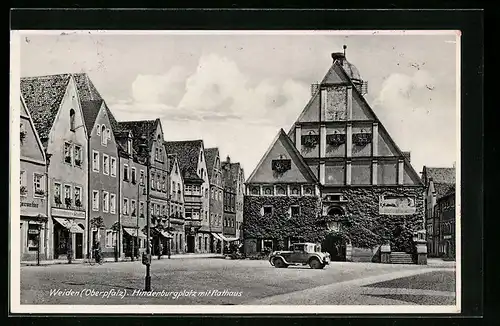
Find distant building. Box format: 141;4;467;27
21;74;90;260
435;187;456;259
167;154;186;254
19;97;48;261
244;49;425;262
205;148;224;253
164;140;211;253
222;156;237;239
421;166;455;257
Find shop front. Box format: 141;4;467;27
151;227;173;256
123;227;147;259
20;215;48;261
51;208;86;260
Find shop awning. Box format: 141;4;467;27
53;217;84;233
123;227;147;239
159;230;173;239
218;234;240;242
211;232;223;241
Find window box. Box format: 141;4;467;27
75;199;82;207
64;156;72;164
20;186;27;196
301;133;319;148
353;132;372;146
75;159;82;167
34;189;45;196
326;133;346;146
65;197;72;207
55;196;62;205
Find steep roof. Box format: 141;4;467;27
72;73;103;101
164;140;204;181
117;119;158;154
204;148;219;179
424;167;456;185
20;74;72;140
434;182;456;200
167;154;177;173
80;99;103;132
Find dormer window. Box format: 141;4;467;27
200;151;203;162
70;109;75;131
101;125;107;146
127;138;132;155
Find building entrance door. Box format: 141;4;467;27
187;235;195;253
75;233;83;259
321;234;346;261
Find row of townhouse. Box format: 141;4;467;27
19;73;245;262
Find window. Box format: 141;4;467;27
277;186;286;195
159;148;163;162
64;142;72;164
74;145;82;167
123;198;129;215
140;170;145;184
291;206;300;218
92;151;99;172
20;170;27;196
139;202;145;217
27;224;40;251
101;125;107;146
33;173;44;196
200;151;203;162
131;200;137;216
74;187;82;207
198;236;202;250
156;174;160;190
264;187;272;195
96;124;101;135
92;190;99;211
103;154;109;175
204;237;208;251
131;167;136;184
70;109;75;131
155;148;159;160
291;187;300;196
205;189;208;198
162;176;166;191
20;122;27;144
54;183;61;204
127;138;132;155
110;157;116;177
151;173;155;190
263;206;273;215
106;230;114;248
110;193;116;214
123;164;129;181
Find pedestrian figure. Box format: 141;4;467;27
158;242;163;260
93;241;102;264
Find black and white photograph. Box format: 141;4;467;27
10;30;460;314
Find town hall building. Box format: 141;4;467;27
244;48;425;262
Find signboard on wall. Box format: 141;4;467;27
379;195;416;215
52;207;86;219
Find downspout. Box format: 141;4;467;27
45;151;51;260
87;134;91;259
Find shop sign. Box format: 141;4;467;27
28;228;40;235
21;201;39;208
443;235;452;240
379;195;417;215
52;207;86;219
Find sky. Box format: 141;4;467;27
18;31;458;177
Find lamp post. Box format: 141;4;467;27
139;134;151;291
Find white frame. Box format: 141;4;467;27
74;186;82;207
139;201;145;217
92;150;100;172
101;125;107;146
103;154;110;175
74;144;82;167
64;141;72;165
53;182;62;204
110;193;116;214
123;197;129;215
131;199;137;216
102;191;109;213
64;184;72;202
290;205;301;218
92;190;99;211
105;230;113;248
131;167;136;184
20;170;27;197
96;124;100;136
262;205;273;216
110;156;117;177
123;164;129;181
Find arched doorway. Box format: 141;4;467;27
321;206;347;261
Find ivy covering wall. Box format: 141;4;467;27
243;186;424;252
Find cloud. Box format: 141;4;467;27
371;69;456;173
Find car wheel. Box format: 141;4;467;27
309;258;324;269
273;258;287;268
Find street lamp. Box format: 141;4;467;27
139;134;152;292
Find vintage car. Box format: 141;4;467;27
269;242;331;269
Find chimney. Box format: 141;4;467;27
226;155;231;163
402;151;411;162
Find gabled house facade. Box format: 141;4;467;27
21;74;89;260
81;99;119;259
234;164;245;240
421;166;456;257
114;128;147;260
205;148;224;252
222;156;237;239
435;187;456;259
118;119;172;257
19;97;49;261
244;49;425;262
164;140;211;253
167;154;185;254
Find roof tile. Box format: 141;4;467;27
164;140;203;181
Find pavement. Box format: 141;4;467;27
20;253;224;266
19;257;456;306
